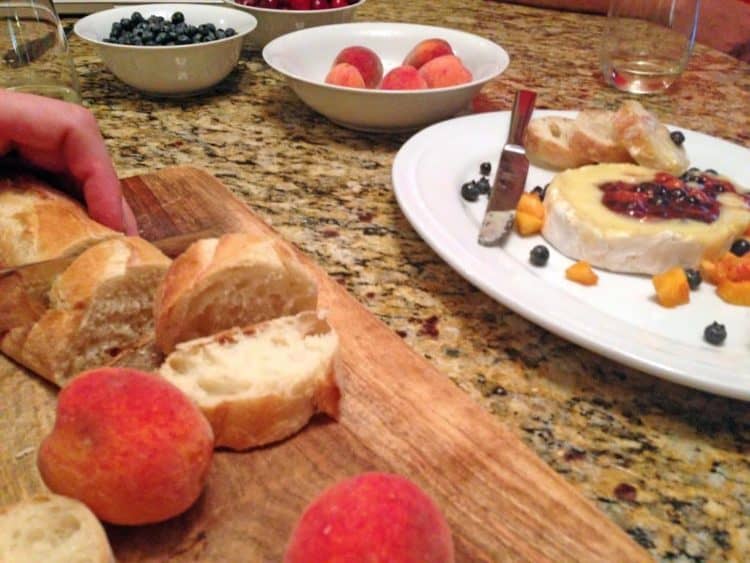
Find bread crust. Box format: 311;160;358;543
570;109;633;164
0;173;118;267
159;311;341;451
154;233;319;355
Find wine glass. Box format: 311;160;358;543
0;0;81;102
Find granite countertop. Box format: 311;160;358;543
51;0;750;560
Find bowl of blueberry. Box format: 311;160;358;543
74;4;257;96
226;0;364;49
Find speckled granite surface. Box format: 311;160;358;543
61;1;750;560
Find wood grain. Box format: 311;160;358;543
0;166;649;562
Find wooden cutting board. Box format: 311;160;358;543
0;166;648;562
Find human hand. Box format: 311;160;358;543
0;90;138;235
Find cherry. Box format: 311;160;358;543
288;0;312;8
259;0;278;7
330;0;348;6
311;0;329;7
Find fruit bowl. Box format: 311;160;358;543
225;0;364;49
262;22;510;133
74;3;257;96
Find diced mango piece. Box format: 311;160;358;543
565;261;598;286
517;192;545;220
651;266;690;308
515;211;543;236
703;252;750;286
716;280;750;306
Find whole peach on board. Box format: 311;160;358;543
403;38;454;69
37;367;214;526
284;472;455;563
325;62;366;88
333;45;384;88
380;65;428;90
419;54;473;88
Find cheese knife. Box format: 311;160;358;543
477;89;537;246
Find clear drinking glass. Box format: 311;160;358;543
0;0;81;102
600;0;701;94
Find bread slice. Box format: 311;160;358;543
524;116;590;170
0;237;171;386
0;494;114;563
159;311;341;450
0;172;118;267
154;232;318;355
613;100;690;175
570;109;633;164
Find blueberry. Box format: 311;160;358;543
225;27;236;36
670;130;685;146
131;11;144;23
176;34;191;45
529;245;549;266
480;162;491;176
704;168;718;175
531;185;547;200
704;322;726;345
684;268;702;290
461;181;480;202
476;177;491;195
171;11;185;24
730;238;750;257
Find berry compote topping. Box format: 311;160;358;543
599;170;749;223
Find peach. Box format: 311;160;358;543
38;367;214;526
418;55;473;88
284;472;454;563
325;62;366;88
403;38;454;69
380;65;428;90
333;46;383;88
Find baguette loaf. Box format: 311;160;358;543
159;311;341;450
0;172;118;267
154;232;318;355
0;494;114;563
1;236;171;386
612;100;690;175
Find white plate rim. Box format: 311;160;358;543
392;110;750;400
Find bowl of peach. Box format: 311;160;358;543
262;22;510;132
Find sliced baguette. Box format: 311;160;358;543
570;109;633;164
0;237;171;386
524;116;590;170
159;311;341;450
0;172;118;267
613;100;689;175
154;232;318;355
0;494;114;563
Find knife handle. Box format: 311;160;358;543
507;90;537;146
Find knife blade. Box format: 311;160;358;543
0;229;221;333
478;89;537;246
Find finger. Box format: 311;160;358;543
122;198;139;236
0;91;127;233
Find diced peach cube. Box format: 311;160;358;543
516;192;545;220
566;261;598;286
515;211;543;235
652;266;690;308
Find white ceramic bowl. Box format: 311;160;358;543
74;4;257;96
224;0;364;49
262;22;510;132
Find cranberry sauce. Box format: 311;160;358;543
599;169;749;223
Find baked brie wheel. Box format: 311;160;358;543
541;163;750;275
